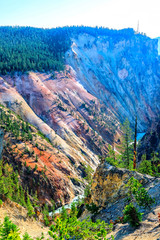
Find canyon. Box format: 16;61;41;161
0;27;159;207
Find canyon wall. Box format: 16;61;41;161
66;32;160;131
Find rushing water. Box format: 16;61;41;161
49;195;84;216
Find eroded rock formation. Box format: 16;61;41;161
87;161;160;222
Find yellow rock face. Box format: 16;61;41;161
88;162;154;208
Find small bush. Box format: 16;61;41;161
125;177;155;209
22;232;33;240
84;184;91;198
123;203;143;227
135;187;155;209
0;216;21;240
86;202;100;214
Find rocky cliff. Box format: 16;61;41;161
86;161;160;239
88;162;160;213
66;32;160;131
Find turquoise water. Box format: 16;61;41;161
137;132;145;141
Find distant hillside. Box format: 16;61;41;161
0;26;135;74
0;26;71;74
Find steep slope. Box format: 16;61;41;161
0;75;100;168
66;32;160;131
107;208;160;240
85;162;160;239
1;67;120;159
0;68;120;204
0;104;91;205
0;199;49;239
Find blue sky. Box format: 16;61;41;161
1;0;160;38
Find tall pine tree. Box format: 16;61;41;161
120;119;133;169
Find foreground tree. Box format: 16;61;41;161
119;119;133;169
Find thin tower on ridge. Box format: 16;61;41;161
137;20;139;33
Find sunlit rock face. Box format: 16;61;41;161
86;161;160;222
66;31;160;131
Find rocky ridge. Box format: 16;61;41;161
85;161;160;239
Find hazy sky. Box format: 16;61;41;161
1;0;160;38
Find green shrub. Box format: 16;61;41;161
22;232;33;240
0;213;114;240
0;216;21;240
35;233;44;240
49;216;111;240
42;204;50;226
84;184;91;198
86;202;100;214
84;165;94;182
123;177;155;228
135;187;155;209
125;177;155;209
138;154;153;176
105;144;118;167
48;201;113;240
123;203;143;227
27;195;35;217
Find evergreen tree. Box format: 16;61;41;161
105;144;118;166
133;116;137;169
119;119;133;169
26;194;35;217
138;154;153;176
0;216;20;240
